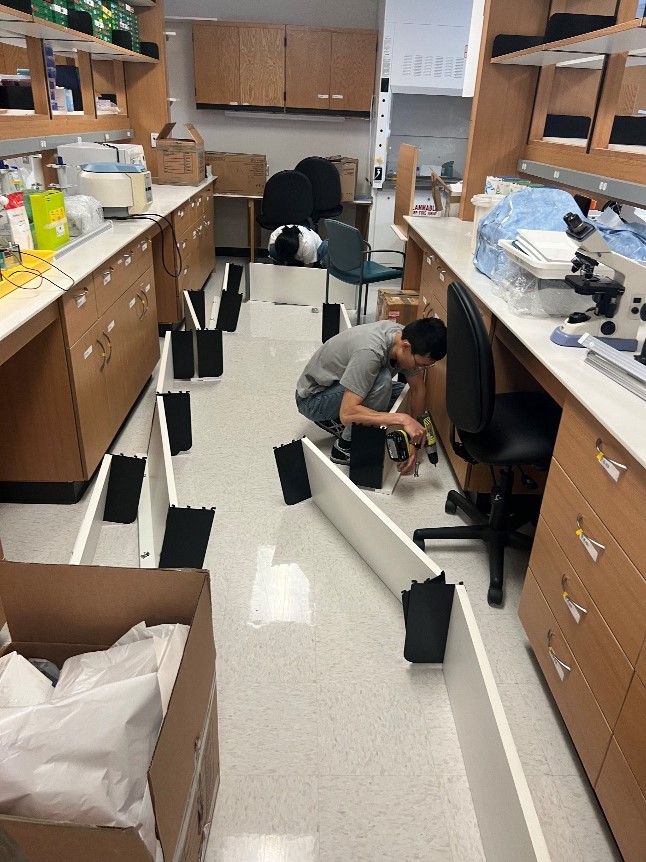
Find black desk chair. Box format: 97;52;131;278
256;170;314;232
295;157;343;229
413;282;561;606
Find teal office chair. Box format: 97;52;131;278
324;219;405;324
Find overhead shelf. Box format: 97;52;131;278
0;4;157;63
517;158;646;208
492;17;646;66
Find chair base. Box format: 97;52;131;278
412;468;534;607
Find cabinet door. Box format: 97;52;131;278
134;268;160;381
286;27;331;109
100;289;141;430
152;224;182;326
330;30;377;112
201;214;216;284
239;25;285;107
193;23;240;105
67;321;113;475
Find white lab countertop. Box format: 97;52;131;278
405;215;646;470
0;177;215;345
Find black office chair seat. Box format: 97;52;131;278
256;170;314;232
413;281;561;607
460;392;561;466
295;157;343;229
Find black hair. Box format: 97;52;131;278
274;225;301;264
402;317;447;360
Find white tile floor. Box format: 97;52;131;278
0;261;622;862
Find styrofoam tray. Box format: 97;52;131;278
499;239;611;280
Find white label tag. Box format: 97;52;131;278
563;593;581;624
439;271;445;282
129;298;136;308
55;224;65;236
141;242;148;252
549;649;566;681
576;529;599;562
83;345;93;360
103;272;111;285
597;453;620;481
75;294;86;308
125;255;132;267
144;283;151;293
107;320;115;333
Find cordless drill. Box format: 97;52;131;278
417;412;438;466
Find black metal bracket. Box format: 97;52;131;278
103;454;147;524
322;303;341;343
349;425;385;490
160;392;192;454
274;439;312;505
158;505;216;569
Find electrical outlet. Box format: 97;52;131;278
151;133;159;149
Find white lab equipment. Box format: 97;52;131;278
78;163;153;217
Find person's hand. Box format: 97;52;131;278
397;451;418;475
400;415;425;446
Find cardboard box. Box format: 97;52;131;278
205;151;267;196
327;155;358;203
377;288;420;326
0;561;219;862
156;123;206;186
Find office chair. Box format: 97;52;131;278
295;157;343;229
256;170;314;232
324;219;404;324
412;282;561;606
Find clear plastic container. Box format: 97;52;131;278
471;194;505;252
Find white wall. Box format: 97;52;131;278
165;2;378;245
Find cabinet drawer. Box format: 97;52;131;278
191;190;205;221
553;398;646;575
636;640;646;688
614;672;646;800
93;240;153;317
177;254;193;294
172;203;193;235
429;258;454;309
59;275;97;346
529;517;633;728
596;739;646;862
519;570;611;783
541;460;646;665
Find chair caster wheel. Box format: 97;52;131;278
445;499;457;514
487;586;503;606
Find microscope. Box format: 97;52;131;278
550;212;646;352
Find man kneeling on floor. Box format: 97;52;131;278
295;317;447;475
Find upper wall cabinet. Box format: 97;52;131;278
193;22;285;109
285;26;377;113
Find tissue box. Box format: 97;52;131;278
0;561;219;862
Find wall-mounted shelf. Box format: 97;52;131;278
517;158;646;207
493;17;646;67
0;5;157;63
0;127;134;158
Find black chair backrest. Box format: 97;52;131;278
295;157;342;212
446;281;495;434
260;170;313;226
324;219;364;273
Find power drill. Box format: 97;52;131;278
417;412;438;466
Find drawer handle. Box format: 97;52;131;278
575;514;605;562
137;291;146;318
102;331;113;363
96;338;107;370
547;630;571;679
560;575;587;623
595;438;627;481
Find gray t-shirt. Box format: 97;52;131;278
296;320;417;399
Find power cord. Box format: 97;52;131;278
112;212;183;278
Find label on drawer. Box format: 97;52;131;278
549;646;567;681
563;591;582;624
144;283;151;293
596;451;621;482
129;298;136;308
107;320;115;333
83;345;92;360
103;272;111;285
125;255;132;267
75;293;86;308
576;528;600;562
141;242;148;252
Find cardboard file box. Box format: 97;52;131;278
156;123;206;186
0;561;219;862
377;288;419;326
205;151;267;196
327;155;359;203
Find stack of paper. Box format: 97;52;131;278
580;333;646;402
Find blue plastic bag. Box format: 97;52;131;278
474;188;581;279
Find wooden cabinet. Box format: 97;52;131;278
153;182;216;326
286;26;377;113
193;22;284;108
520;395;646;857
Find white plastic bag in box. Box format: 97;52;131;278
0;652;53;707
116;621;189;713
